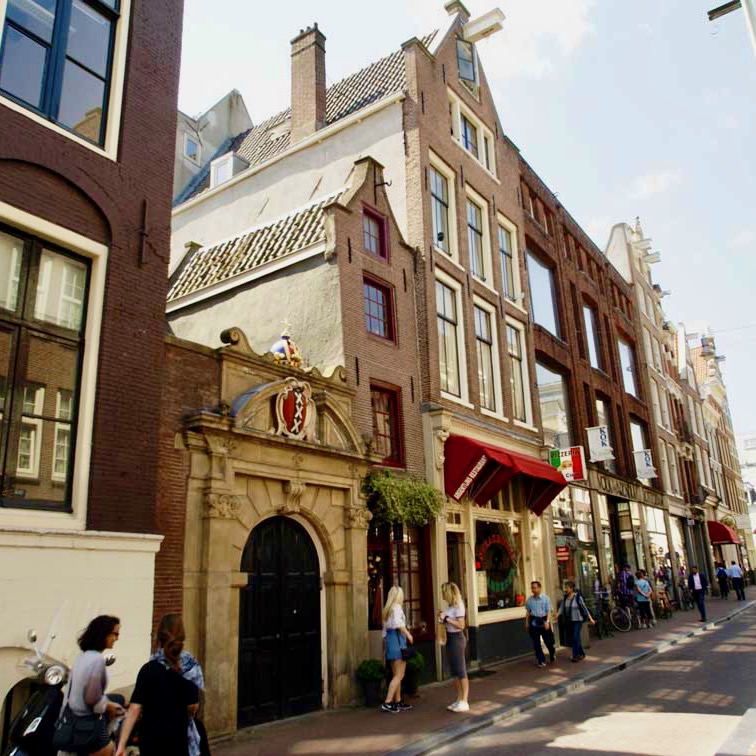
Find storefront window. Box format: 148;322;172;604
672;517;688;577
598;494;615;583
644;505;671;584
474;519;525;611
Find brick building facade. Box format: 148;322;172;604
0;0;184;728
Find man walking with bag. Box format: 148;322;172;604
728;561;746;601
525;581;556;668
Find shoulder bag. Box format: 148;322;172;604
51;666;107;750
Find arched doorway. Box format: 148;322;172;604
238;516;322;727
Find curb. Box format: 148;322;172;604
390;600;756;756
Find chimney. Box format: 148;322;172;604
290;23;326;144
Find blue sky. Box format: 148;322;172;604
179;0;756;436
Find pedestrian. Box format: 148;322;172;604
380;585;414;714
116;615;200;756
728;561;746;601
614;564;635;608
149;614;210;756
716;563;730;599
634;570;653;629
54;615;125;756
688;565;709;622
558;581;595;662
438;582;469;713
525;580;555;668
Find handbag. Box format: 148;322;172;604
396;629;416;660
51;666;106;750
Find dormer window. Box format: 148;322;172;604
456;39;478;96
210;154;233;188
184;134;200;164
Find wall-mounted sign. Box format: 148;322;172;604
556;545;570;562
549;446;587;482
587;426;614;462
633;449;657;480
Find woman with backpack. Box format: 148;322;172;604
558;581;596;662
438;582;469;713
381;586;414;713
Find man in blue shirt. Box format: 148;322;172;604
525;580;555;667
635;570;653;628
728;561;746;601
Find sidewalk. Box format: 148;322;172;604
215;597;756;756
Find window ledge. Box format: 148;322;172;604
480;408;508;423
503;297;528;316
477;607;526;625
441;391;475;410
471;276;499;298
0;95;115;161
513;419;539;433
434;248;466;275
449;135;500;183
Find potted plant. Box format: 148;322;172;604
356;659;385;707
402;651;425;695
362;471;444;527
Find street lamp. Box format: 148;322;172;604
708;0;756;58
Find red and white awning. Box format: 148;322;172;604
706;520;741;545
443;435;567;516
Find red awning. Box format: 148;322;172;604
443;434;567;516
706;520;741;545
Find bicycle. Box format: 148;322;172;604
654;589;673;620
610;597;641;632
677;582;695;611
593;590;614;638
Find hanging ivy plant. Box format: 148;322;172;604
362;470;445;526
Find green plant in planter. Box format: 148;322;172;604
362;470;444;526
356;659;385;707
356;659;385;683
403;651;425;695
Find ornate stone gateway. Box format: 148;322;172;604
172;328;375;737
238;517;321;726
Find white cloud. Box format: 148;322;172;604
733;230;755;246
629;170;681;199
406;0;597;80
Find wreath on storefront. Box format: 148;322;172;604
362;470;445;526
476;533;519;597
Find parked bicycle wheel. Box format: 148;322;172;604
610;606;631;632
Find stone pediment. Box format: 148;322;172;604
232;376;364;455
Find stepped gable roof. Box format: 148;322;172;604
168;190;343;302
177;32;437;205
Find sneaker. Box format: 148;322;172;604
396;701;413;711
537;662;547;668
549;654;556;663
381;702;399;713
447;701;460;711
453;701;470;713
571;657;580;663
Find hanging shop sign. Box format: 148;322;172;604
556;546;571;562
586;426;614;462
549;446;587;482
633;449;657;480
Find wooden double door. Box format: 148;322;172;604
238;516;322;727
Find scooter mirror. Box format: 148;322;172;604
104;652;117;667
27;630;37;644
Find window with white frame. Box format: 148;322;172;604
617;338;638;398
2;233;23;312
668;442;681;495
436;278;462;398
430;166;450;254
652;337;663;373
0;228;90;509
507;321;529;423
658;440;671;493
184;133;201;164
694;445;705;488
429;152;459;261
52;389;73;482
210;154;233;188
527;252;560;337
498;223;516;301
456;38;479;97
448;90;496;176
473;300;502;414
650;381;662;427
465;186;491;283
583;305;602;370
661;387;671;430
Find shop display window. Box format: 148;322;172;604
474;519;525;611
